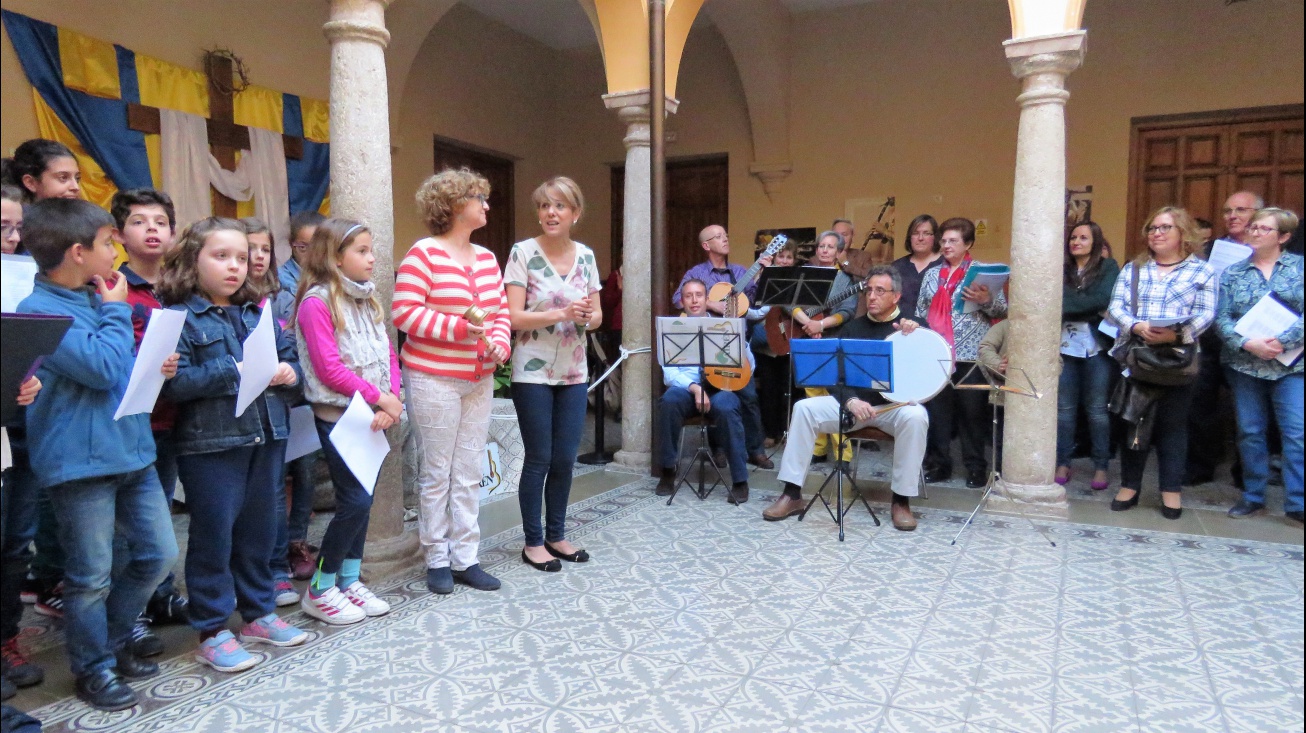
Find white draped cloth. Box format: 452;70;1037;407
160;109;292;263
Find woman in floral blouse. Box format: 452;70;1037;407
505;177;603;572
916;217;1008;488
1215;207;1303;523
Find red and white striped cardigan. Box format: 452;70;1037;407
392;238;511;382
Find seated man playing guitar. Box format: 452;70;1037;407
761;266;930;532
656;279;756;505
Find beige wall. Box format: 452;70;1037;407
1;0;331;150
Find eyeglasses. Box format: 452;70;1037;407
1146;224;1175;235
866;287;895;296
1;224;19;239
1246;224;1280;236
1223;206;1256;216
701;233;726;243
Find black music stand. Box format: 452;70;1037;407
754;266;839;461
948;361;1056;547
791;339;893;541
656;317;748;505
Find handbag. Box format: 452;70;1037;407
1122;264;1198;387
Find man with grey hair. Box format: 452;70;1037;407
1187;190;1265;486
762;265;929;531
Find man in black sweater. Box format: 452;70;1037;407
762;266;929;531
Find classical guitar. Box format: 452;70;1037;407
764;278;869;356
702;235;788;391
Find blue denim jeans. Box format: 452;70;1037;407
46;467;177;676
512;382;588;547
314;418;373;573
178;442;284;634
1227;370;1304;512
271;453;317;580
1056;351;1114;470
659;386;748;484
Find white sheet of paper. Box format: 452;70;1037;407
235;305;278;417
284;405;321;462
1148;316;1189;329
1097;319;1120;339
1;254;39;313
1206;239;1252;276
1235;293;1304;366
1;427;10;472
328;392;389;495
115;308;186;420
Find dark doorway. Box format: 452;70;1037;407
611;154;729;307
1127;105;1303;260
434;136;516;265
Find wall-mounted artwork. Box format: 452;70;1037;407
845;196;897;264
755;228;818;260
1066;185;1093;228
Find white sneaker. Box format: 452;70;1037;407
274;579;300;607
300;585;365;625
341;581;391;617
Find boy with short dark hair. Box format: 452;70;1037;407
111;189;188;630
17;198;179;712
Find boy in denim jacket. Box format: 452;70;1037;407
16;199;179;712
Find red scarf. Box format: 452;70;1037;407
927;254;971;348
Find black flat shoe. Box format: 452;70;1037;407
75;668;137;711
1111;492;1140;512
113;648;159;680
521;549;562;572
544;542;590;563
923;466;951;483
1161;505;1183;520
965;469;988;489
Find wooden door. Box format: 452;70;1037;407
433;136;515;266
611;155;728;310
1127;105;1304;259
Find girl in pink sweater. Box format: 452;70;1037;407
293;218;402;625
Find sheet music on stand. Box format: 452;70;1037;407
755;266;838;311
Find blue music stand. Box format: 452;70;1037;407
791;339;894;541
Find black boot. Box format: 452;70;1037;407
75;668;137;711
655;467;676;496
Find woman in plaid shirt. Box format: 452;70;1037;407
1107;207;1216;520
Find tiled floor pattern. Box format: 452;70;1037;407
23;476;1306;733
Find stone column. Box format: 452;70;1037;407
993;31;1086;518
324;0;419;578
601;90;678;471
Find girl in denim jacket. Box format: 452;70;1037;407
158;218;309;673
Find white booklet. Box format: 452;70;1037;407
1234;293;1303;366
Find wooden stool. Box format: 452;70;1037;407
844;426;928;500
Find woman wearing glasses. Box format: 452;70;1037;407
1215;208;1303;524
1106;207;1216;519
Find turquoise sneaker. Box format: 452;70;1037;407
239;613;309;647
195;630;257;673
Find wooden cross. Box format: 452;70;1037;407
126;54;303;217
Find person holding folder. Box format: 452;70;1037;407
1215;207;1303;524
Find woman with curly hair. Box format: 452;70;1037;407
393;168;511;595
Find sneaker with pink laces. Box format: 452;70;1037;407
195;630;257;673
300;586;365;626
238;613;309;647
341;581;390;617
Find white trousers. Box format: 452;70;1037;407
407;370;492;570
777;396;929;497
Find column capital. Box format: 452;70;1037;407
749;161;794;197
1003;30;1086;80
602;89;680;115
324;0;393;46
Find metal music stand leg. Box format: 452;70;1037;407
667;412;730;505
950;398;1057;547
797;406;879;541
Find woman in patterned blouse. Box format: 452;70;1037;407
916;217;1008;487
1106;207;1216;520
1215;207;1303;524
504;177;603;572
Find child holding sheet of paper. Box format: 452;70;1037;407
292;218;400;626
158;218;308;673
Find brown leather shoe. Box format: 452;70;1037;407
763;494;805;521
891;495;917;532
748;453;774;469
287;540;317;580
655;468;676;497
729;482;749;504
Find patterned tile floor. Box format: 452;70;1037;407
16;473;1306;733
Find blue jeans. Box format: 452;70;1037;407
659;387;748;484
1056;352;1113;470
1227;370;1304;512
1;437;38;642
314;418;373;573
1120;382;1194;494
512;383;588;547
46;467;177;676
178;442;284;634
733;377;766;457
271;453;317;580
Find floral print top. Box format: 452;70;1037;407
503;238;603;385
1215;251;1304;380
